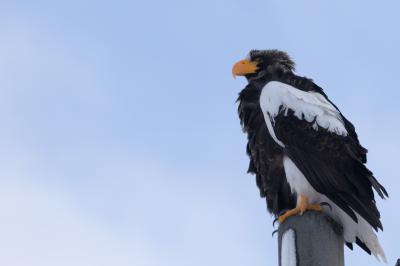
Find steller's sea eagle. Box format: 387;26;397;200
232;49;388;262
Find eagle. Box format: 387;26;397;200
232;49;388;262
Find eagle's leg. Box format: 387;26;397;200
278;194;323;224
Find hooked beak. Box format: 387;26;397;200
232;59;259;78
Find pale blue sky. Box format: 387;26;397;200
0;1;399;265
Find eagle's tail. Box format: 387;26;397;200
361;229;387;263
321;196;387;263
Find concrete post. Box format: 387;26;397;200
278;211;344;266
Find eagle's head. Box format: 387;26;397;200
232;49;295;81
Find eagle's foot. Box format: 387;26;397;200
278;207;302;224
307;204;323;212
277;195;323;224
273;209;289;227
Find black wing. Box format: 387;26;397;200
238;84;295;215
271;76;387;231
279;73;367;163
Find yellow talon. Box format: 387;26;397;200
277;195;323;224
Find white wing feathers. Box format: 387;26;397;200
259;81;348;144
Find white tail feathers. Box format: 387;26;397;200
366;235;387;263
317;196;387;263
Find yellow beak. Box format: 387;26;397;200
232;59;259;78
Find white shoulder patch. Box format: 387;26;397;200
259;81;348;147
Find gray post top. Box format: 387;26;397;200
278;211;344;266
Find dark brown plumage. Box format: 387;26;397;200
235;49;388;258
